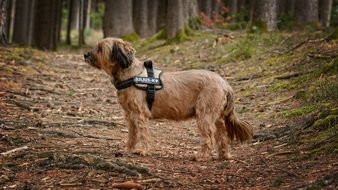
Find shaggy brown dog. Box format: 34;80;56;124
84;38;253;160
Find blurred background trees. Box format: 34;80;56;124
0;0;337;50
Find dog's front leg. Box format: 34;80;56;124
125;116;138;152
126;112;150;156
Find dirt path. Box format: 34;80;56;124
0;44;337;189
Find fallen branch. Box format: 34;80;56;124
6;99;32;111
138;178;162;184
267;95;295;105
1;146;29;156
267;151;293;158
4;90;30;97
275;72;301;80
112;181;143;189
28;86;61;95
284;31;336;54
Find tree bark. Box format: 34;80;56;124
103;0;134;37
211;0;220;19
147;0;159;36
66;0;73;45
85;0;91;29
33;0;61;50
251;0;278;32
70;0;79;30
133;0;149;38
0;0;9;46
319;0;333;27
295;0;319;25
5;0;12;41
56;0;63;43
199;0;212;18
227;0;238;14
156;0;167;31
78;0;85;45
166;0;184;39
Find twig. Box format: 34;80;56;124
138;178;162;184
284;31;335;54
111;181;143;189
6;99;32;110
72;131;121;141
275;72;301;80
267;95;295;105
4;90;30;97
28;86;61;95
267;151;293;158
1;146;29;156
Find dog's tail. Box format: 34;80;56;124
223;92;253;142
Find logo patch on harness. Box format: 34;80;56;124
134;77;161;85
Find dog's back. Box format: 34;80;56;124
151;69;232;120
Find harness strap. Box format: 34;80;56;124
144;60;155;110
113;60;159;111
115;78;134;90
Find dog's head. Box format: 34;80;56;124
84;38;135;76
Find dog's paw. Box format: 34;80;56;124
127;149;148;156
217;152;232;160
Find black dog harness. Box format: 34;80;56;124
114;60;163;110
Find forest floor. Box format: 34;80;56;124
0;29;337;189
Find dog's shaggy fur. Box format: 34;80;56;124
84;38;253;160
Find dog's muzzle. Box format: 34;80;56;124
84;52;91;63
84;52;100;69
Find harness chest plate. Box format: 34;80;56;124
114;60;163;110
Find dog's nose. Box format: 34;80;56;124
84;52;90;59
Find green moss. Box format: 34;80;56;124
247;21;268;33
166;28;190;44
121;33;140;43
188;17;201;30
271;176;284;187
282;105;317;118
307;124;338;155
312;115;338;130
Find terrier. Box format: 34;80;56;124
84;38;253;160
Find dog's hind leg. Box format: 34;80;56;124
195;114;216;160
215;117;231;160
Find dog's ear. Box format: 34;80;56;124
111;43;133;69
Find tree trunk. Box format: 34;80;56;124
13;0;30;45
166;0;184;39
251;0;278;32
33;0;60;50
85;0;91;29
78;0;85;45
147;0;159;36
133;0;149;38
103;0;134;37
182;0;197;22
5;0;12;41
56;0;63;43
199;0;212;18
70;0;79;30
286;0;296;17
66;0;73;45
295;0;319;25
319;0;333;27
211;0;220;20
227;0;238;14
0;0;9;46
156;0;167;31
